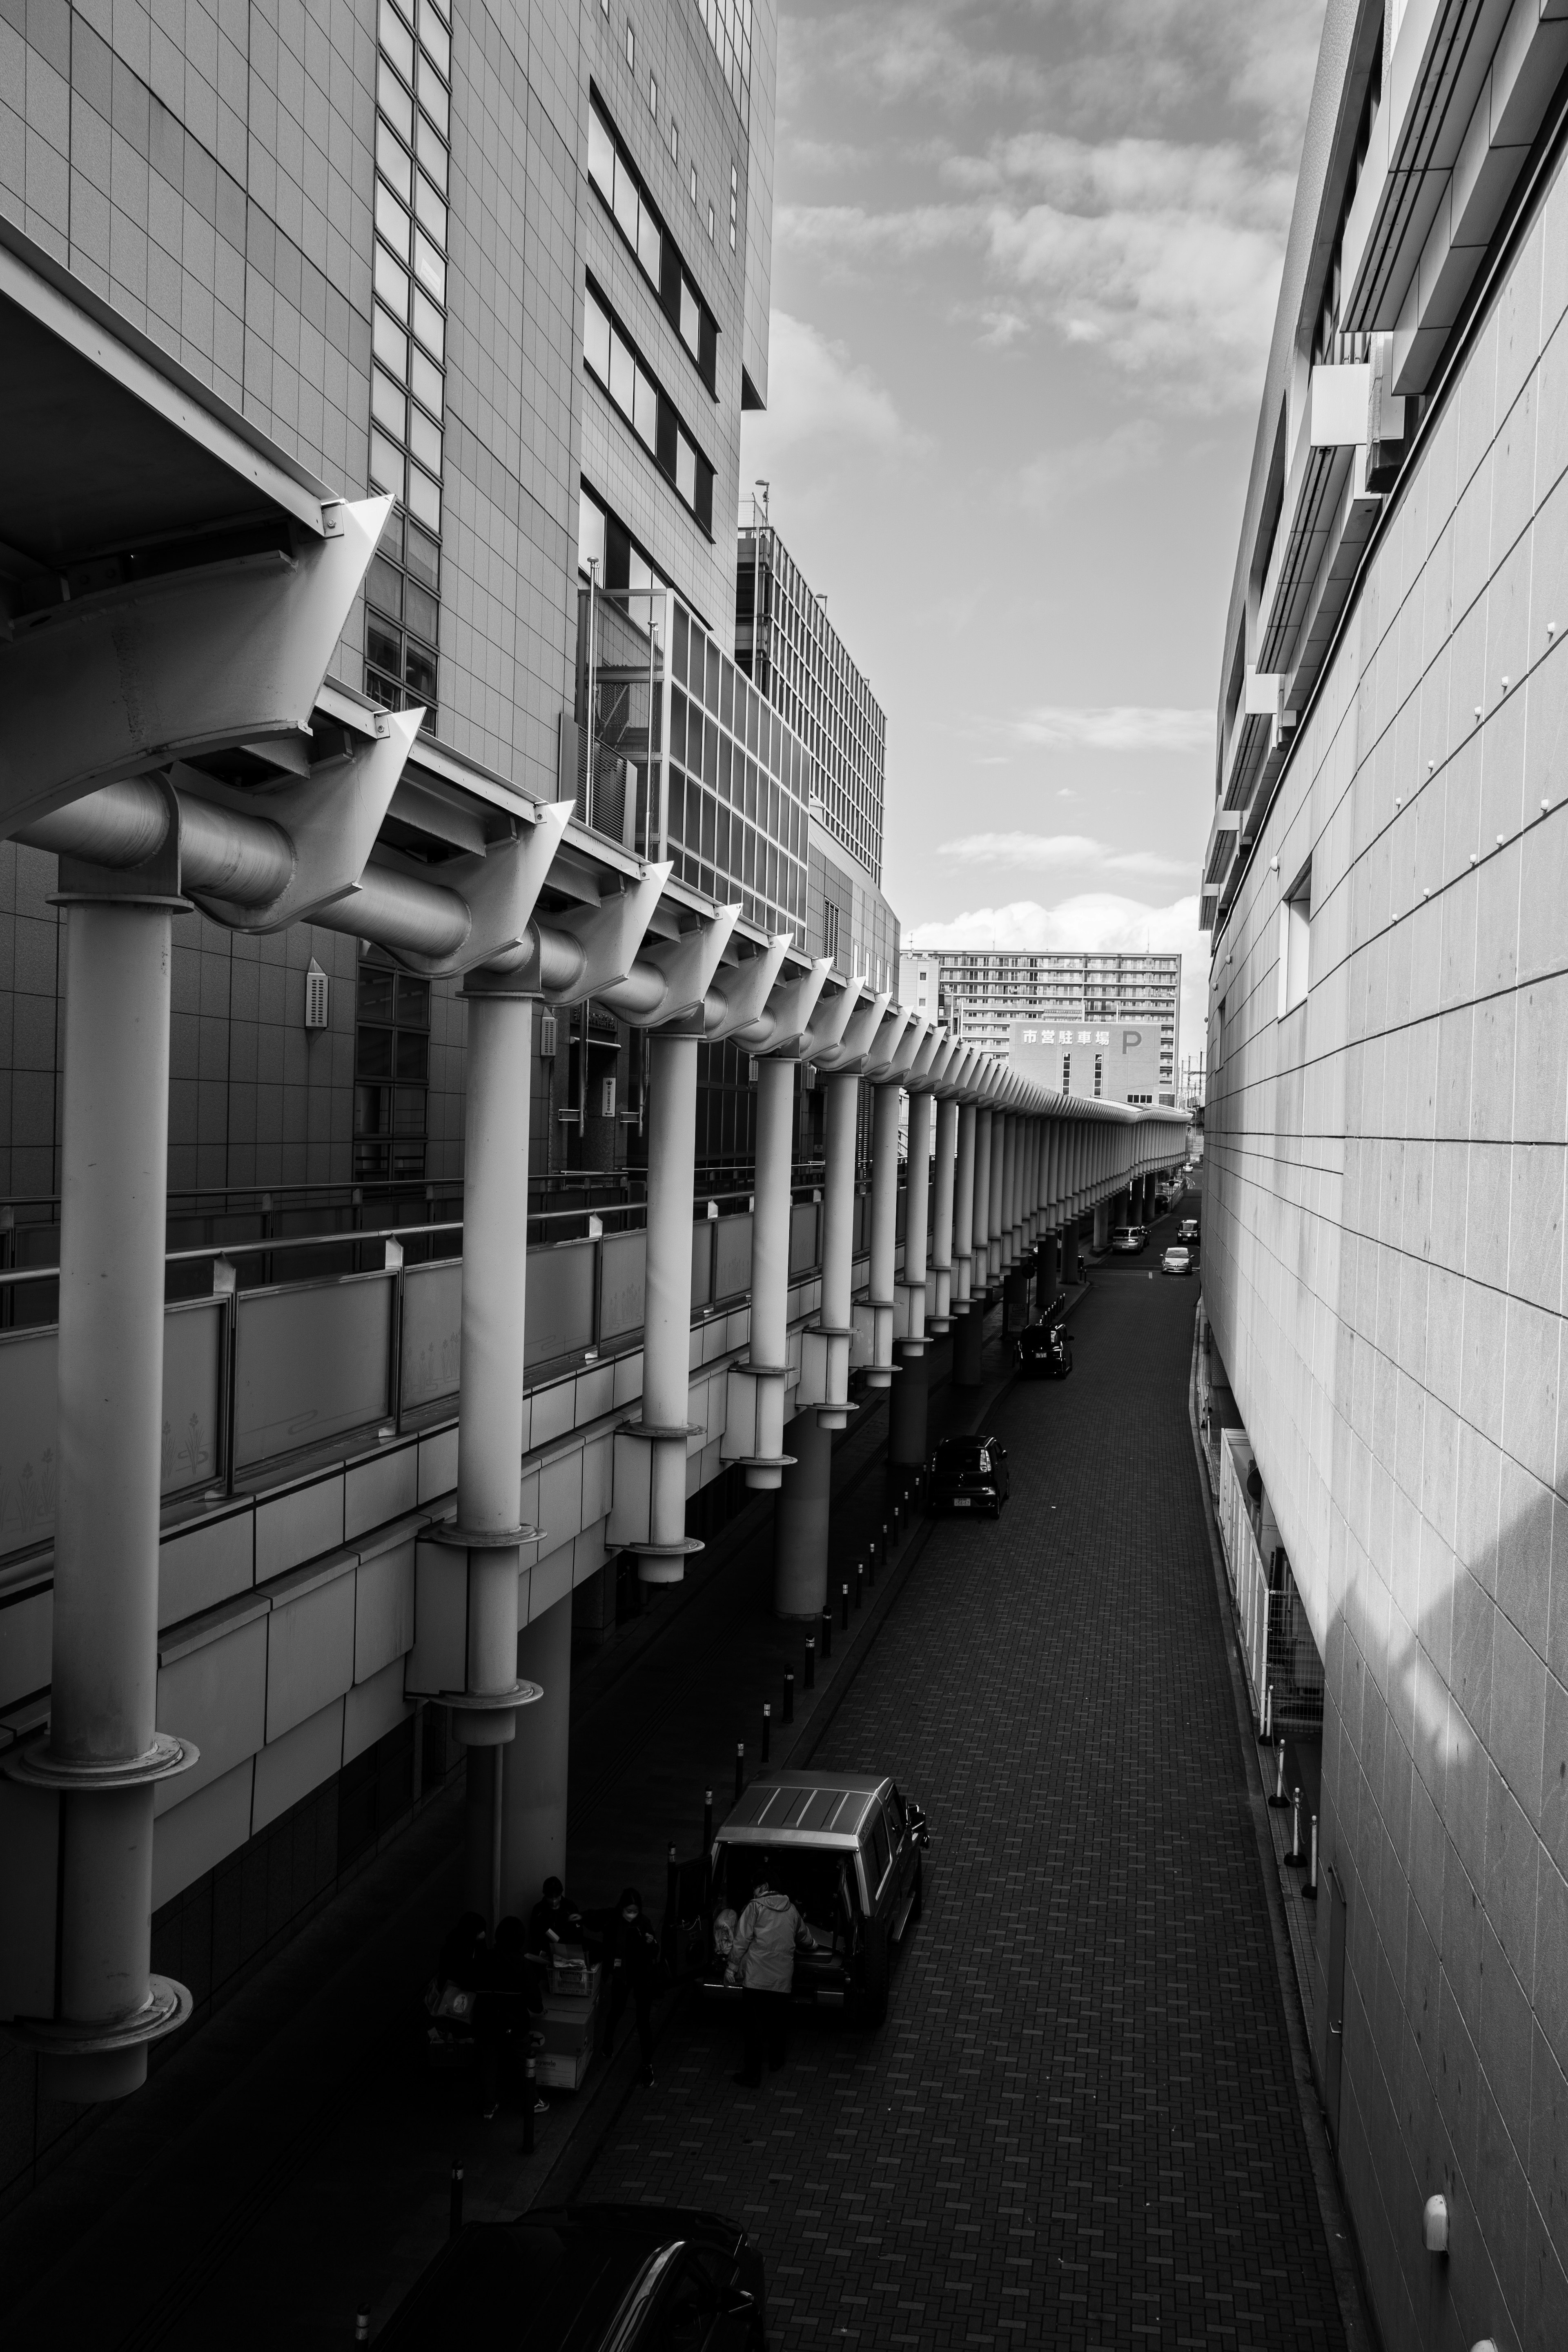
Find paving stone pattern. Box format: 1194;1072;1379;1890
583;1267;1348;2348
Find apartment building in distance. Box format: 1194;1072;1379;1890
1201;4;1568;2348
902;949;1179;1098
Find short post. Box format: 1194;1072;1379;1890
522;2056;536;2153
450;2158;464;2239
782;1668;795;1725
1305;1814;1319;1901
1269;1739;1288;1808
840;1580;850;1632
734;1741;745;1801
761;1702;772;1764
866;1538;878;1590
821;1605;833;1661
702;1789;714;1852
355;2311;371;2346
803;1637;816;1690
882;1520;891;1558
854;1560;864;1612
1287;1786;1306;1866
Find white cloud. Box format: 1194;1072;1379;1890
1016;419;1162;514
938;830;1193;880
743;310;929;468
907;891;1208;1044
1005;706;1213;753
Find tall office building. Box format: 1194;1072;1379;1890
1201;6;1568;2348
902;949;1179;1096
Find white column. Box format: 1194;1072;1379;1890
638;1028;701;1578
952;1099;976;1312
972;1107;993;1298
998;1114;1016;1272
929;1094;958;1331
728;1052;794;1488
987;1105;1006;1282
814;1069;859;1428
903;1087;933;1354
19;896;193;2102
865;1078;901;1386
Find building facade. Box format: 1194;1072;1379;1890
903;949;1179;1094
1202;5;1568;2349
1007;1016;1171;1107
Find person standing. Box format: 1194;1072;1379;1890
588;1887;662;2087
726;1856;814;2087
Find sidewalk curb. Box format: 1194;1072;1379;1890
1185;1308;1380;2352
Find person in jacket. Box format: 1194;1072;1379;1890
475;1915;544;2121
585;1887;662;2087
527;1875;584;1958
725;1857;814;2086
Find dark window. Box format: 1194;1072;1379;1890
355;950;430;1183
650;2252;720;2352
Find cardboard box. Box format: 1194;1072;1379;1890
535;2046;591;2091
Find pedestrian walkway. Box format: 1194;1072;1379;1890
581;1262;1350;2347
0;1309;1022;2351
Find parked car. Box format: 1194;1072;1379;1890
375;2204;767;2351
1016;1316;1073;1378
1161;1245;1192;1277
1178;1217;1200;1243
929;1433;1010;1515
702;1771;928;2026
1111;1225;1146;1254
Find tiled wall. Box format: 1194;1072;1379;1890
1204;139;1568;2352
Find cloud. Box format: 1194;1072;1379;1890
938;831;1194;880
1004;706;1213;753
1017;419;1162;514
906;890;1208;1044
744;311;929;465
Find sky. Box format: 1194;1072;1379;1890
739;0;1329;1056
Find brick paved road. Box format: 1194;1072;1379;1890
581;1267;1348;2348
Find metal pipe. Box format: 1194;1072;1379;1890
987;1106;1006;1282
972;1107;993;1298
641;1029;699;1577
317;863;470;958
952;1099;976;1312
19;778;293;905
929;1093;957;1329
904;1088;933;1351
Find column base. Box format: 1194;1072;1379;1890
448;1679;544;1745
629;1537;704;1585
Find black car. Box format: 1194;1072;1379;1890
928;1433;1010;1517
375;2203;766;2351
1016;1316;1073;1378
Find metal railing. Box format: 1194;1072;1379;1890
0;1181;893;1567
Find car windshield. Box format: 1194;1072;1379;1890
935;1439;988;1470
377;2220;657;2347
713;1845;857;1943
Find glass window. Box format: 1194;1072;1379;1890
369;428;405;501
413;286;444;360
410;342;443;416
376;118;412;201
408;465;441;531
417;0;449;79
678;277;700;358
378;58;413;139
408;405;441;474
374;304;408;378
417;111;447;190
588;105;615;197
371;368;407;440
869;1817;891;1889
584;287;610;381
379;0;415;82
358;1025;395;1080
414;172;446;244
405;521;440;590
405;579;439;642
632;363;657;448
413;228;445;303
637;202;661;285
609;327;635;414
613;152;640;248
366;553;403;620
418;63;448;136
376;180;412;259
648;71;657;117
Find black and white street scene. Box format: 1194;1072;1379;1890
1;3;1565;2349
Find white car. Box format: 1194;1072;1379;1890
1161;1245;1192;1276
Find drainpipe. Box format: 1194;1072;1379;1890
5;838;197;2100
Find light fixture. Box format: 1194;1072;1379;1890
1423;2194;1449;2254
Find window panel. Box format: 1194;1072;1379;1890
416;111;448;191
613;155;640;249
408;404;441;474
588;105;615;197
374;304;409;379
584;287;611;381
405;579;439;642
413;287;444;360
404;639;438;701
378;58;414;139
395;1030;430;1084
418;65;449;137
417;1;449;80
405;521;440;590
369;428;406;501
679;278;700;358
358;1025;395;1080
636;203;661;284
608;329;635;415
414;172;447;245
376;118;412;201
410;342;443;415
366;553;403;621
376;180;412;259
366;616;401;676
675;431;695;505
379;0;415;82
632;365;657;448
371;368;408;439
408;466;441;532
413;228;445;303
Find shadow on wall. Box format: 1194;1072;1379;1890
1307;1457;1568;2352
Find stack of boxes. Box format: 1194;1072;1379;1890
535;1944;600;2091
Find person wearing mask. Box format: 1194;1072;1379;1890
586;1886;662;2087
527;1875;584;1958
725;1857;814;2087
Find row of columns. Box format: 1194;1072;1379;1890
11;848;1184;2095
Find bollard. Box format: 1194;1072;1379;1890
882;1521;891;1559
820;1606;833;1662
734;1741;745;1801
866;1539;878;1590
804;1637;816;1690
1305;1814;1319;1902
1269;1738;1289;1808
761;1702;771;1765
782;1668;795;1725
1287;1786;1306;1866
855;1560;864;1612
522;2056;536;2153
702;1789;714;1852
355;2312;371;2346
840;1580;850;1632
450;2158;464;2240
